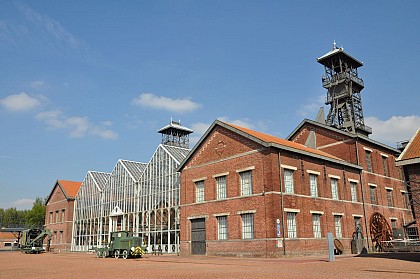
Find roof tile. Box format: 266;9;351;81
399;129;420;161
58;180;82;198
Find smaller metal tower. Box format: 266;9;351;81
317;42;371;135
158;119;193;149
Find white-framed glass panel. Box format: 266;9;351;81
61;209;65;223
370;186;377;205
366;151;372;172
310;174;318;197
216;176;227;200
331;179;339;200
241;213;254;239
284;169;294;194
49;212;53;224
334;215;342;238
55;211;59;223
287;212;297;238
387;189;393;207
382;156;389;176
240;171;252;196
217;216;228;240
312;214;321;238
195;180;205;203
350;182;358;202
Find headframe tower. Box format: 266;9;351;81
158;119;193;149
317;42;372;135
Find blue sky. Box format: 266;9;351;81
1;1;419;210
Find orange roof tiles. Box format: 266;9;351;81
58;180;82;198
226;122;343;161
399;129;420;161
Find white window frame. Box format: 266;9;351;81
284;169;294;194
312;214;322;238
217;216;228;240
241;213;254;239
369;185;377;205
287;212;297;238
310;174;318;197
239;170;252;196
331;178;339;200
334;215;342;238
350;182;358;202
386;188;393;207
216;175;227;200
195;180;205;203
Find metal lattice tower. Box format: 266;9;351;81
317;42;372;135
158;119;193;148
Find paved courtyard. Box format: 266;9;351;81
0;251;419;279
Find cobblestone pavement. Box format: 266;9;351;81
0;251;419;279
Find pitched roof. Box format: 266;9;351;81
178;120;361;171
45;180;82;204
396;128;420;166
57;180;82;198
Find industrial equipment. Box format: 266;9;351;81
20;228;52;254
96;231;146;259
369;212;393;251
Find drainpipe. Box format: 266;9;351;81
278;151;286;255
355;141;370;250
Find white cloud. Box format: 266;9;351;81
218;116;256;130
13;198;34;207
36;110;118;140
30;80;45;89
296;94;325;118
365;115;420;145
0;92;41;112
132;93;200;114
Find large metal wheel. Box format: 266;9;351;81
101;250;107;258
114;250;120;259
369;212;393;251
96;250;101;258
122;250;129;259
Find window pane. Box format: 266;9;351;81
310;174;318;197
195;181;204;203
334;216;342;238
217;216;228;240
387;190;393;207
366;151;372;172
216;176;227;200
242;213;254;239
312;214;321;238
370;186;377;205
287;212;297;238
331;179;339;200
240;171;252;196
350;182;358;202
284;170;294;194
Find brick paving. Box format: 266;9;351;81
0;251;419;279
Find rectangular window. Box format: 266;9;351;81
402;192;409;209
240;171;252;196
391;219;397;230
61;209;65;223
312;214;322;238
287;212;297;238
350;182;358;202
216;176;227;200
217;216;228;240
49;212;53;224
195;181;204;203
354;217;362;232
60;231;63;244
382;156;389;176
334;215;342;238
241;213;254;239
387;189;393;207
55;211;59;223
284;169;294;194
310;174;318;197
331;179;339;200
370;186;377;205
365;150;372;172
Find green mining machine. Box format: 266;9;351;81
96;231;146;259
20;228;52;254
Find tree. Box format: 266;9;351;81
26;197;46;228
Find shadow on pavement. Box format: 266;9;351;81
356;252;420;263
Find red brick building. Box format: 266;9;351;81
45;180;82;252
396;128;420;237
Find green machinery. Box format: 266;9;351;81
96;231;146;259
20;228;52;254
